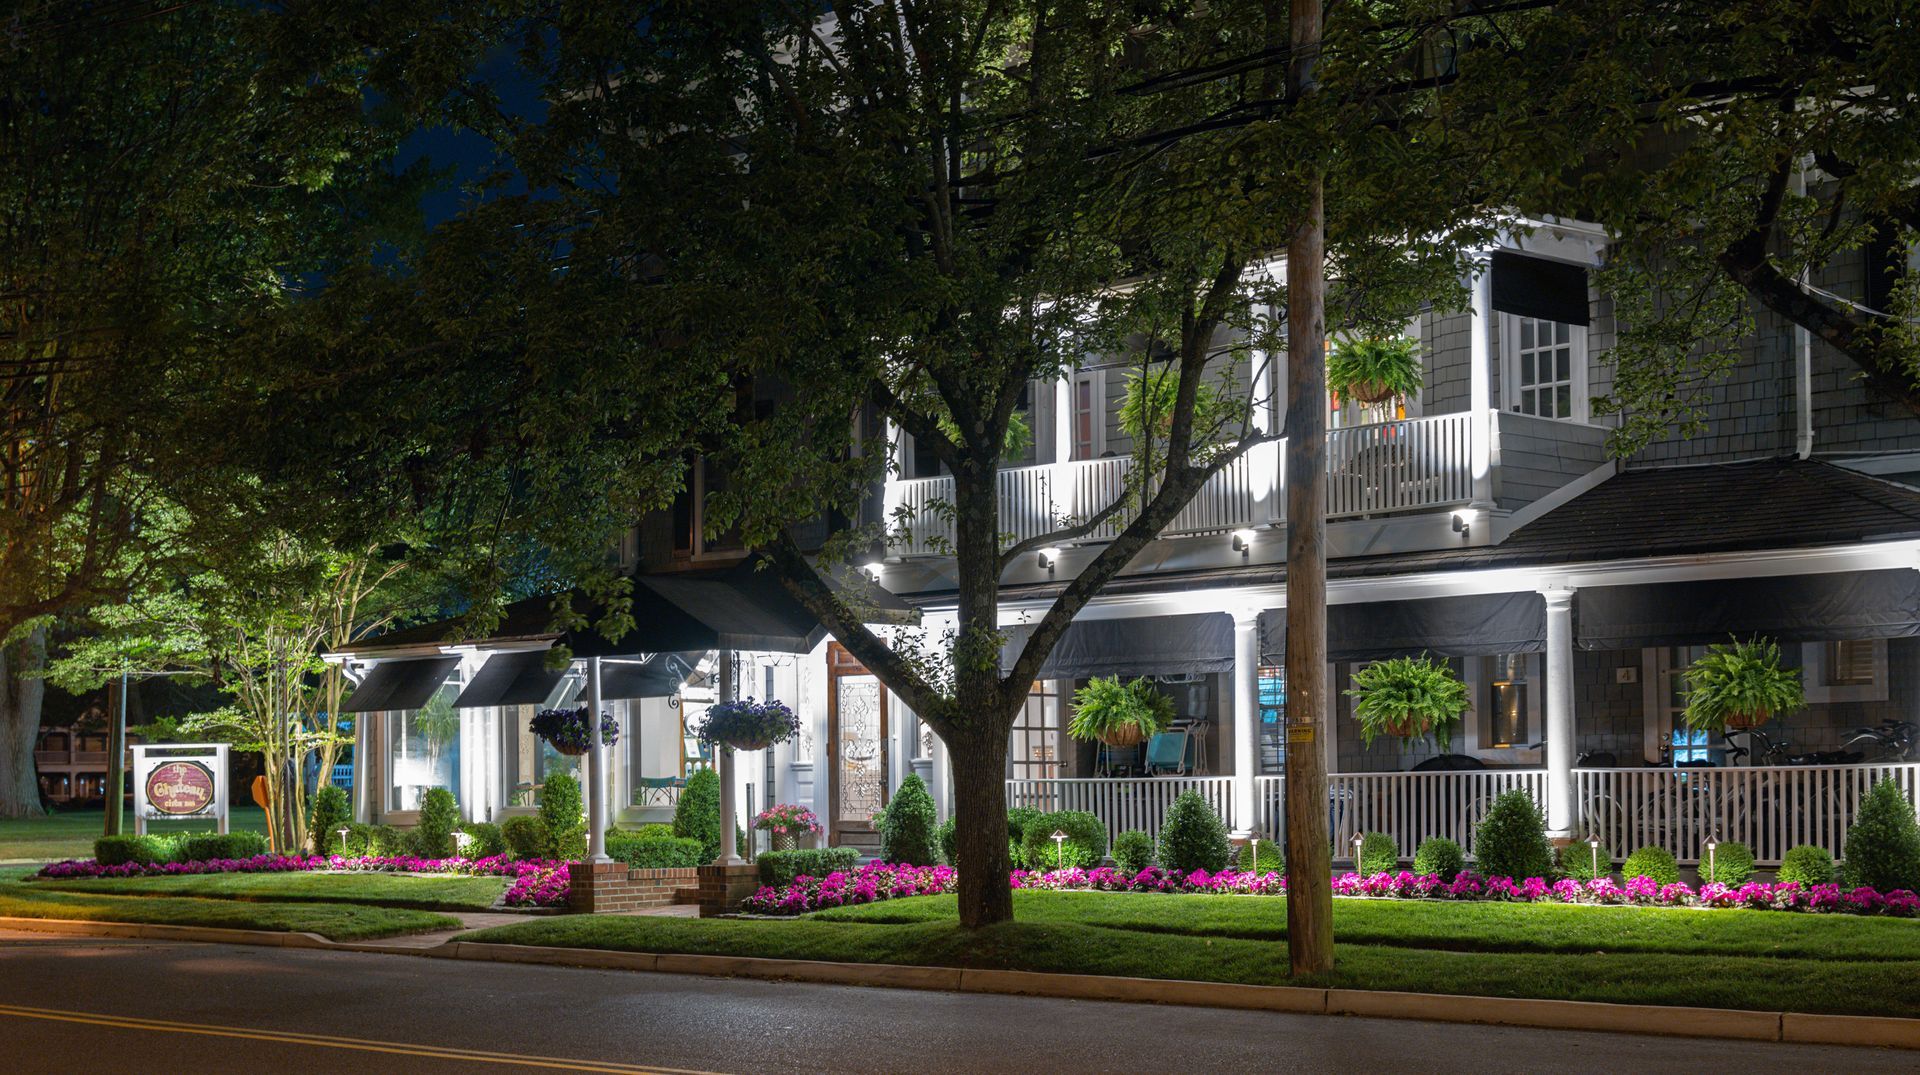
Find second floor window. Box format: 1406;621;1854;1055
1071;370;1106;460
1502;314;1586;422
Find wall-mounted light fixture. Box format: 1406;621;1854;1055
1231;529;1257;555
860;560;885;581
1037;547;1060;573
1450;510;1475;537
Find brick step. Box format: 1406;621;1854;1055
670;886;703;905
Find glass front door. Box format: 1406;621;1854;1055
834;674;886;829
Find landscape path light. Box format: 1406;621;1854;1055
1705;837;1719;883
1351;832;1365;871
337;828;350;857
1052;829;1068;870
1588;835;1600;879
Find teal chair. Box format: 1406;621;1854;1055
1144;730;1191;776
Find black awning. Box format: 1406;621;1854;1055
1001;612;1234;679
598;651;702;700
452;650;567;709
1577;569;1920;650
1492;251;1590;326
339;656;461;713
1259;592;1545;663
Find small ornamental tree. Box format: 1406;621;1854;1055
1842;778;1920;892
538;772;587;860
674;768;723;863
411;787;460;858
1473;790;1554;881
309;785;351;855
1157;790;1231;874
881;774;940;866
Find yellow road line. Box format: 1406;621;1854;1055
0;1003;722;1074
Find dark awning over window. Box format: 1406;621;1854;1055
1576;569;1920;650
1000;612;1234;679
598;651;703;701
339;656;461;714
1492;251;1590;326
452;650;567;709
1259;592;1546;663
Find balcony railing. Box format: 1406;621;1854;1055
887;412;1479;557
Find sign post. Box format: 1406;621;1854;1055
131;744;230;836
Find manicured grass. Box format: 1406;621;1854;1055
0;806;271;862
31;871;510;912
460;891;1920;1017
0;878;460;941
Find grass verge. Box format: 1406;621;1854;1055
0;879;461;941
459;891;1920;1017
31;872;510;912
0;806;271;862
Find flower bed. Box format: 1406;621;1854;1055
1014;865;1920;918
740;862;955;915
35;853;574;909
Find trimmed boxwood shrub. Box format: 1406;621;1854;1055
606;829;704;869
1019;810;1107;870
341;822;407;857
459;821;507;859
411;787;461;858
95;834;170;866
1357;831;1398;876
1232;837;1284;873
1412;837;1466;882
1157;790;1230;873
539;772;588;860
881;774;939;865
1702;840;1757;886
757;846;862;887
1007;807;1042;844
936;818;957;865
177;832;269;863
1777;844;1837;887
1473;790;1555;881
500;816;546;859
1842;778;1920;892
674;768;722;863
1112;829;1155;874
1557;840;1614;882
309;786;351;854
1623;845;1680;885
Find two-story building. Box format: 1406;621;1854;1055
331;218;1920;870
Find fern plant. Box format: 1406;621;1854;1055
1346;654;1468;751
1680;637;1804;733
1068;676;1175;747
1327;336;1422;404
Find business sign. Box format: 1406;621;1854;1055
131;743;230;835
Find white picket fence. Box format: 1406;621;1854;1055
1011;764;1920;865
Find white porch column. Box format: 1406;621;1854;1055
1251;305;1283;525
1541;587;1577;838
1053;373;1074;465
1230;608;1262;838
351;700;371;824
715;651;745;865
585;656;611;863
1468;260;1496;511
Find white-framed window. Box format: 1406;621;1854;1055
387;689;462;812
1803;639;1888;704
1501;313;1587;422
1642;646;1716;765
1071;369;1106;460
1009;680;1063;780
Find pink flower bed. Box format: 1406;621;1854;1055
740;862;956;915
35;853;573;909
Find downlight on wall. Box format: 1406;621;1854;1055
1450;510;1478;537
1231;529;1258;556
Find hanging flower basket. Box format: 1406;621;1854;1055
698;698;801;752
530;707;619;756
1099;723;1149;748
1379;714;1430;739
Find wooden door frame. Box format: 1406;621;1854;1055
825;643;889;845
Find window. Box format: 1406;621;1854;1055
1803;638;1889;703
1643;646;1717;765
1258;665;1286;774
504;704;581;808
387;690;461;812
1009;681;1062;780
1071;370;1106;460
1501;314;1586;421
1484;653;1532;749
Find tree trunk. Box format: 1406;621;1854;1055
949;723;1014;928
0;627;48;819
1283;0;1334;977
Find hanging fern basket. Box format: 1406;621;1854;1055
1723;708;1772;730
1379;714;1430;739
1099;723;1149;748
1346;379;1400;404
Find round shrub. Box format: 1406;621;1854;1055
1007;807;1043;845
1232;837;1284;874
1412;837;1466;882
1019;810;1107;870
1702;840;1756;886
1112;829;1156;874
1622;845;1680;885
94;834;169;866
674;768;722;863
1842;778;1920;892
1473;789;1554;880
1557;839;1614;882
309;786;351;854
460;821;507;859
500;816;547;859
881;774;939;865
936;818;957;865
411;787;461;858
1157;790;1230;873
1356;831;1398;876
1777;844;1837;887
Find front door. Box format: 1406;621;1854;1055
827;644;888;844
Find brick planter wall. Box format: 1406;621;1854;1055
566;862;699;914
695;863;762;917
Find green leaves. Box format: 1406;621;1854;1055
1346;654;1469;752
1067;675;1176;742
1680;637;1805;734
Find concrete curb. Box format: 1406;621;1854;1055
6;915;1920;1050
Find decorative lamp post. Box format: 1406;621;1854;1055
1351;832;1365;873
337;828;351;859
1704;838;1719;884
1052;830;1068;871
1587;835;1600;879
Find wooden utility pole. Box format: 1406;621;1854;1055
1283;0;1334;976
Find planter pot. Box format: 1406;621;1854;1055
720;734;776;752
1345;379;1400;405
1380;715;1429;739
772;833;797;852
1724;709;1771;730
548;740;588;757
1099;724;1148;749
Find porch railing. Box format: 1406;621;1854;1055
1006;776;1236;845
889;413;1478;556
1575;763;1920;865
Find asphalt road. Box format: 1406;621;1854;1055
0;929;1911;1074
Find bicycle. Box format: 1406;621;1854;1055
1841;720;1918;762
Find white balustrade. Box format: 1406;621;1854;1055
1324;411;1476;519
1005;776;1236;845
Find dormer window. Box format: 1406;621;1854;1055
1491;250;1591;424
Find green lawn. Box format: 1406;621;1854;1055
30;871;509;912
460;891;1920;1017
0;806;271;862
0;875;460;941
